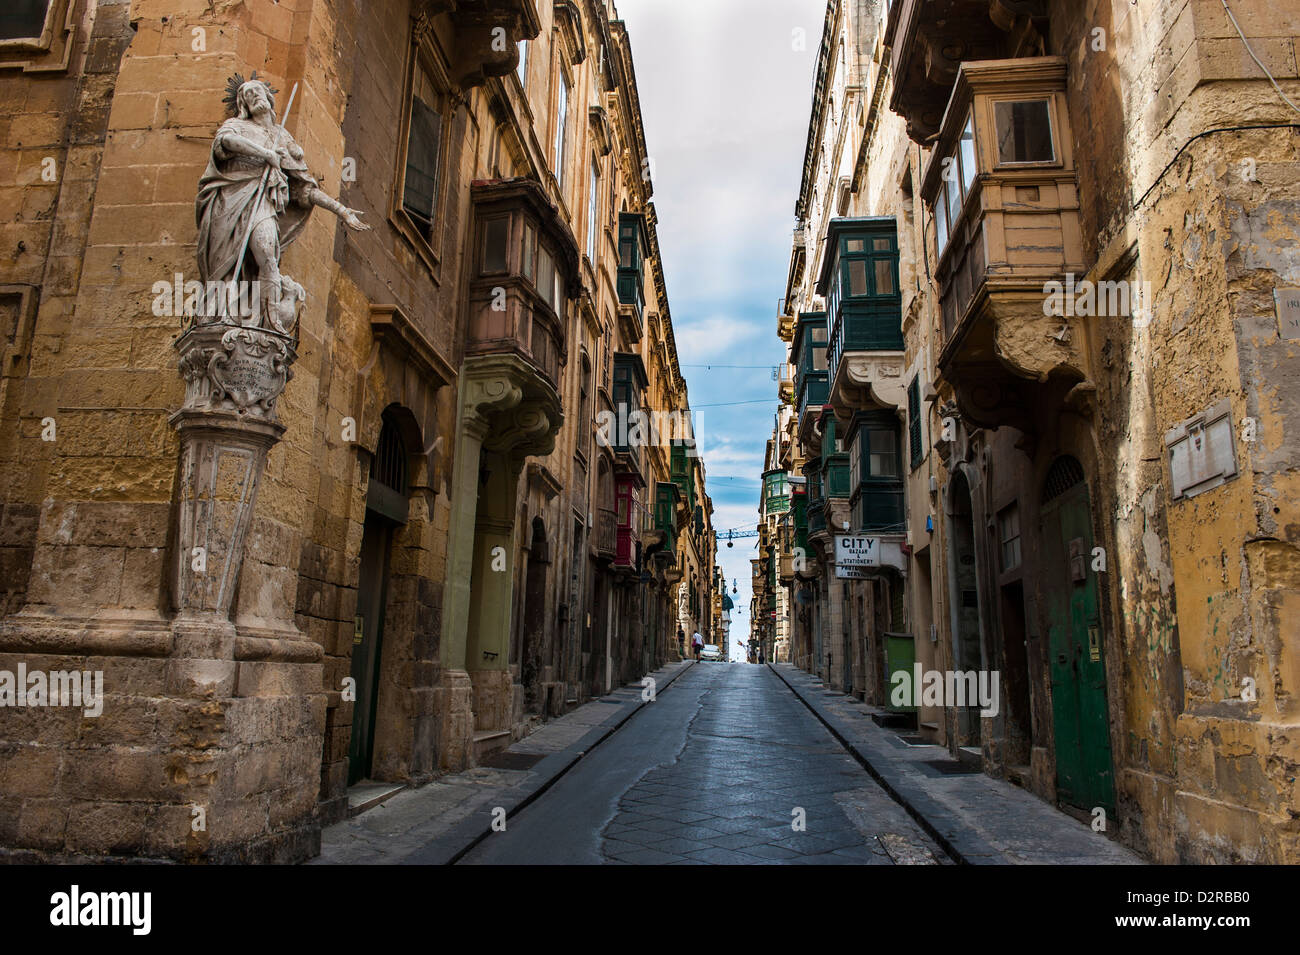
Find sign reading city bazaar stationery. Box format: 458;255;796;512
835;536;879;579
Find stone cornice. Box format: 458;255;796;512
370;304;456;387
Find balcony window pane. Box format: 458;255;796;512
538;247;554;309
522;224;536;281
848;259;867;296
874;258;895;296
960;113;977;193
619;225;635;267
872;238;891;252
934;197;949;252
869;429;897;477
483;218;508;273
994;99;1054;164
945;169;962;233
846;238;864;252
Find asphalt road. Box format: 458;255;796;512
458;662;946;865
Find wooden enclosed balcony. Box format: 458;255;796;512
919;56;1090;432
467;179;579;392
815;218;907;422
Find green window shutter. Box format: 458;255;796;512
908;377;923;469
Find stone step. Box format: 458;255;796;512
472;729;512;762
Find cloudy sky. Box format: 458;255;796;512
616;0;827;657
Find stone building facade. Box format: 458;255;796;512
0;0;713;863
775;0;1300;863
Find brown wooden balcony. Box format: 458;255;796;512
919;56;1091;433
595;506;617;562
467;179;579;393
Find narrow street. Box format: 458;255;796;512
459;663;942;865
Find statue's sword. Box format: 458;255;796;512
228;82;299;318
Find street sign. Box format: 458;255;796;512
835;535;879;578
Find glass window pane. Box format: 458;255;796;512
517;40;527;85
522;224;535;281
848;260;868;296
587;167;600;260
960;114;977;193
846;239;864;252
483;218;508;273
869;429;897;476
934;198;948;252
995;99;1054;164
538;247;554;308
945;169;962;232
872;238;891;251
554;76;569;179
874;258;895;296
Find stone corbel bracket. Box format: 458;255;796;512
417;0;542;90
832;352;907;430
462;353;563;461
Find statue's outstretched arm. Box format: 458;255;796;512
306;185;370;232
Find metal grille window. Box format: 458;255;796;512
367;418;410;524
1042;455;1085;503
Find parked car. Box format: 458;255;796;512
700;644;722;661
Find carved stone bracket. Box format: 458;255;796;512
461;353;563;460
830;352;908;429
417;0;543;90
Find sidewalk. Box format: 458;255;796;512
311;660;694;865
769;663;1145;865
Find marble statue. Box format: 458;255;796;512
195;74;368;323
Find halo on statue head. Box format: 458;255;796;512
222;71;278;118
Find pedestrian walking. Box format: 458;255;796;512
692;630;703;661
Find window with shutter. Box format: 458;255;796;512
908;376;923;469
402;65;443;240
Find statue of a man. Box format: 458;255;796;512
196;77;369;320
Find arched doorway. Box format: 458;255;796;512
1040;455;1115;814
348;414;409;785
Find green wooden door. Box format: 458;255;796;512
1042;475;1115;814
